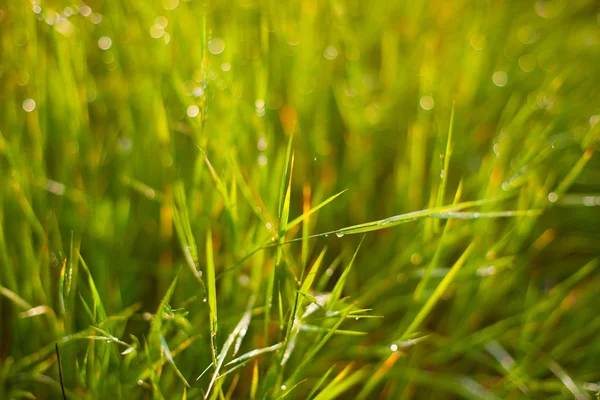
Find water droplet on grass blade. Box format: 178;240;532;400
335;232;344;238
22;99;36;112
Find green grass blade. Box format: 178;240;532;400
287;189;348;230
330;195;510;237
206;229;218;361
329;236;365;307
306;366;335;400
399;242;474;341
78;254;106;323
434;104;455;232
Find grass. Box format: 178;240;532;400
1;0;600;399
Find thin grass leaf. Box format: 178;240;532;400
329;236;365;307
160;335;190;387
551;148;594;201
327;195;511;237
278;131;295;219
398;242;474;341
434;104;455;232
224;343;283;369
356;351;403;400
206;229;219;361
276;152;295;267
78;254;106;322
299;325;367;336
313;365;368;400
429;210;542;219
287;189;348;230
202;297;255;399
0;285;32;310
276;379;308;399
306;366;335;400
250;361;259;400
286;304;354;385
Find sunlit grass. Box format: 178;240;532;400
1;0;600;399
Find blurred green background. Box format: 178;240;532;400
1;0;600;399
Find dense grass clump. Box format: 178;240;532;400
1;1;600;399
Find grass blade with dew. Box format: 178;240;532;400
323;195;512;238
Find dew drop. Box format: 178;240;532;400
257;137;267;151
390;344;399;352
208;38;225;55
137;379;144;385
202;297;207;303
281;385;287;391
258;154;268;166
323;45;338;60
90;13;102;24
80;5;92;17
335;232;344;238
98;36;112;50
492;71;508;87
187;105;200;118
22;98;36;112
419;95;434;110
